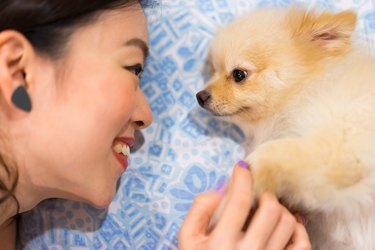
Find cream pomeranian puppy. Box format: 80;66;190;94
196;7;375;250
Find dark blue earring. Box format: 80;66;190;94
11;85;32;112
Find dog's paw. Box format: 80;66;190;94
245;138;309;201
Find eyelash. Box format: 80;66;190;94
124;64;144;79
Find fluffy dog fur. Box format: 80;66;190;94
197;7;375;250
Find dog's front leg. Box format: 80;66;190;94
246;137;365;213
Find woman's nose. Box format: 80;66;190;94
132;89;152;129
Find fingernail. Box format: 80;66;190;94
214;176;227;194
237;160;250;170
296;215;308;226
301;217;308;226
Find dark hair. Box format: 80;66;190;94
0;0;141;57
0;0;140;211
0;154;19;212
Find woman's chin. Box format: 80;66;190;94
74;185;116;209
90;190;116;209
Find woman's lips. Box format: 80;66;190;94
112;137;135;170
113;150;128;170
115;137;135;147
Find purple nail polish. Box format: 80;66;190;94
238;160;249;170
301;216;309;226
214;176;227;194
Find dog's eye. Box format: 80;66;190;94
232;69;248;83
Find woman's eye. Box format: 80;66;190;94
124;64;144;78
232;69;248;83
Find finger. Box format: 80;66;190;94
240;193;283;249
211;161;253;242
179;184;225;242
264;207;296;250
286;222;312;250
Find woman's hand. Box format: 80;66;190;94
178;162;311;250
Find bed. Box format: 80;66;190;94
18;0;375;249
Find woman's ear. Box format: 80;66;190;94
0;30;32;114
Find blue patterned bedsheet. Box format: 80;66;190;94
18;0;375;249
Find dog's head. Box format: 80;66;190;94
196;8;356;122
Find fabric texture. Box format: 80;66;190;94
18;0;375;249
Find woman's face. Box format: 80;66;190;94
12;4;152;208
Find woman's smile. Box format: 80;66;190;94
112;137;135;170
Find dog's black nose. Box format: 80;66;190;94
196;90;211;107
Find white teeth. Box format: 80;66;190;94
114;142;130;157
114;143;122;153
122;144;130;157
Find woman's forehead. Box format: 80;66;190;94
93;7;148;42
68;7;148;51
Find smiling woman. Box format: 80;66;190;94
0;0;152;249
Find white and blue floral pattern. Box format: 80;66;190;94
18;0;375;249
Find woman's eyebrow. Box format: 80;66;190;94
125;38;149;61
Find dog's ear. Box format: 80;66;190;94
290;8;357;55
